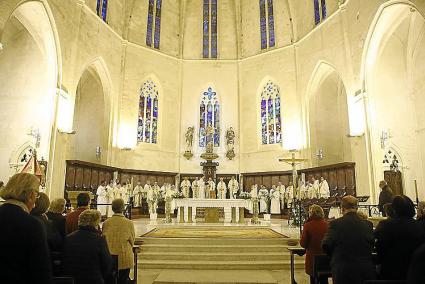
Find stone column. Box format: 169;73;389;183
238;207;245;223
179;206;185;223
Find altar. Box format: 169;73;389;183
174;199;249;223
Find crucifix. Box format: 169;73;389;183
278;150;308;236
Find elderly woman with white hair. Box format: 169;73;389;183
62;209;112;284
46;198;67;238
0;173;52;284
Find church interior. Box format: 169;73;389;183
1;0;425;283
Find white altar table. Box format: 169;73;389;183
173;199;249;223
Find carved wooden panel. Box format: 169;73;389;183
83;169;92;190
75;168;84;189
91;171;99;188
157;175;165;186
65;166;75;190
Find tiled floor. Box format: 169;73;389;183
132;218;310;284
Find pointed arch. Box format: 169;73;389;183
199;85;220;147
137;77;160;144
257;77;282;145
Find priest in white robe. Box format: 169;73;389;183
144;181;152;200
192;177;200;199
207;178;216;199
133;181;143;207
270;186;281;214
276;182;285;209
319;177;330;198
249;185;258;214
180;177;191;198
96;181;108;216
147;186;157;214
258;186;269;213
153;182;161;198
199;177;206;199
106;181;114;217
298;180;307;199
217;178;227;199
285;183;294;207
228;176;239;199
113;182;123;199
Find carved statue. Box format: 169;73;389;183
183;126;195;160
185;126;194;149
225;127;236;160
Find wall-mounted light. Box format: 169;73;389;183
316;149;324;160
380;130;391;149
58;129;76;135
95;146;102;158
0;42;4;54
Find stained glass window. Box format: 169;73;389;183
260;81;282;145
314;0;326;25
203;0;210;58
321;0;327;20
259;0;275;50
96;0;108;22
267;0;275;48
199;87;220;147
211;0;218;58
146;0;154;47
146;0;162;49
154;0;162;49
259;0;267;50
138;80;159;144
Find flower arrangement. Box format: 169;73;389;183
238;191;252;200
172;191;184;199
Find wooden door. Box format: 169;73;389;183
384;171;403;196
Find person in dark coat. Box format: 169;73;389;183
375;195;425;280
0;173;52;284
46;198;67;238
66;192;91;234
378;180;394;216
300;204;329;284
31;192;63;251
322;195;376;284
407;243;425;284
62;209;112;284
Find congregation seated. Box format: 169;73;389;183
374;195;425;280
322;195;376;284
102;198;136;284
62;209;112;284
47;198;67;238
0;173;53;284
300;204;329;284
31;192;63;251
66;192;90;234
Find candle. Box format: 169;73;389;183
414;180;419;203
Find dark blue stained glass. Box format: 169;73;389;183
261;98;267;144
96;0;101;17
154;0;162;49
267;0;275;47
275;96;281;143
199;102;206;147
314;0;320;25
137;96;146;142
211;0;218;58
203;0;210;58
267;97;275;144
321;0;327;20
145;96;152;142
207;102;213;127
213;101;220;146
259;0;267;50
146;0;155;47
152;98;158;143
101;0;108;22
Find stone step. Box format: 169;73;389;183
138;260;304;270
140;251;291;261
140;237;296;246
140;244;291;253
152;270;279;284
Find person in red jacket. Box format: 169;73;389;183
300;204;329;284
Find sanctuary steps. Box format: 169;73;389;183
138;228;303;270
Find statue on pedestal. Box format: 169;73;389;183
183;126;194;160
225;127;236;160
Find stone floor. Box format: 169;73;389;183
132;218;310;284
